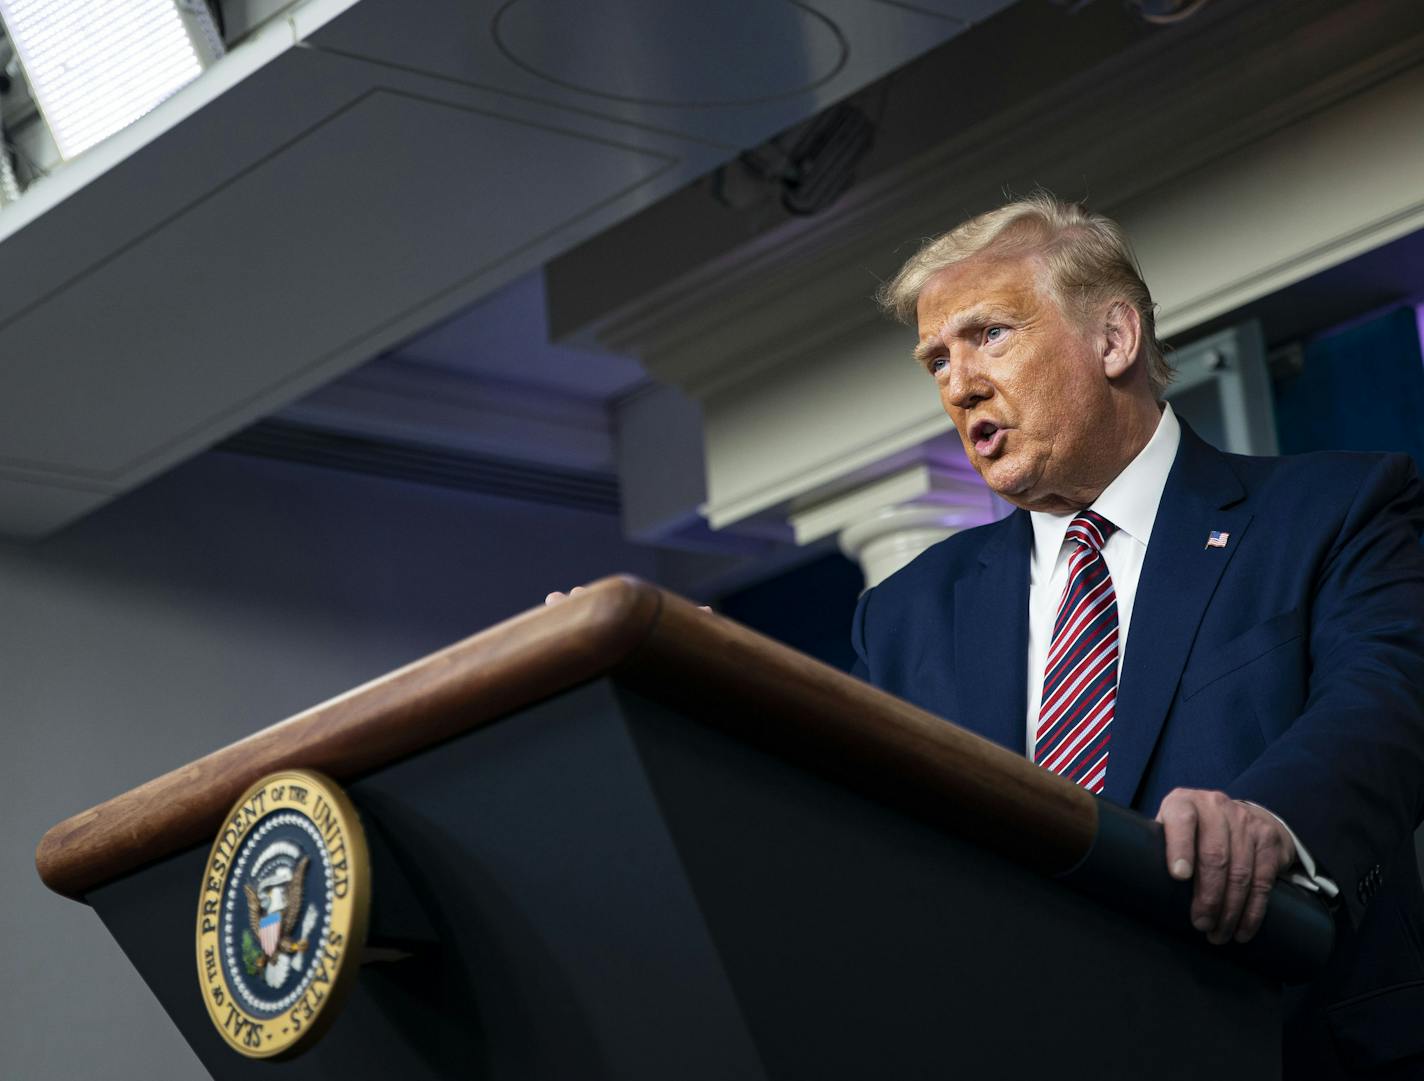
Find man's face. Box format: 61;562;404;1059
914;254;1119;514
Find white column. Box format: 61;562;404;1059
839;502;972;589
787;460;1002;588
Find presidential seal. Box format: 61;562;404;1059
195;769;370;1058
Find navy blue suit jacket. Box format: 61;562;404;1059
850;424;1424;1073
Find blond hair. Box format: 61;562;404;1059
877;192;1171;396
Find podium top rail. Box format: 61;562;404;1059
36;575;1096;901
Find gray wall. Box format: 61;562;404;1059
0;451;656;1080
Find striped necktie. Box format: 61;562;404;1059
1034;510;1118;794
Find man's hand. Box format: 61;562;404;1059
1156;788;1297;945
545;587;712;613
544;586;590;606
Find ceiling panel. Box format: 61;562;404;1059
0;87;671;483
0;0;1016;536
389;273;648;398
492;0;847;106
303;0;997;148
0;49;336;322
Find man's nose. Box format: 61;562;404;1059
945;353;989;409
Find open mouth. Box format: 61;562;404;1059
969;419;1006;456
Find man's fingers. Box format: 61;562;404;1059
544;586;590;606
1235;820;1289;942
1212;810;1255;944
1190;798;1232;933
1236;876;1275;943
1158;794;1199;881
548;589;714;613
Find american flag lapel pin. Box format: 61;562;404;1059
1205;530;1230;549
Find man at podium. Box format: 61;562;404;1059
852;193;1424;1078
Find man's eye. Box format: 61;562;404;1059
930;357;948;375
985;326;1007;343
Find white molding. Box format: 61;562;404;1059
788;460;991;545
701;412;953;530
1138;64;1424;335
279;359;617;472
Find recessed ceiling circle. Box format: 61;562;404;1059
492;0;848;108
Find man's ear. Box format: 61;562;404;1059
1101;301;1143;380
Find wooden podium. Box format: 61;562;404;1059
37;576;1332;1080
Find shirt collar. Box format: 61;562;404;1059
1028;403;1181;579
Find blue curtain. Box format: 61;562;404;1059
1273;305;1424;469
716;552;863;672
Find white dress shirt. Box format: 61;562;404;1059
1024;404;1336;897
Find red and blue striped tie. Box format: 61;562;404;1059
1034;510;1118;794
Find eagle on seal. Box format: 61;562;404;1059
243;851;312;970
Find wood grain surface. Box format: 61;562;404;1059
37;575;1097;900
614;582;1099;878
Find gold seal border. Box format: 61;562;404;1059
194;769;371;1060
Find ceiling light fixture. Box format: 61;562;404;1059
0;0;224;161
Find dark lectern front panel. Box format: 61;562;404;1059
89;677;1278;1080
618;683;1279;1079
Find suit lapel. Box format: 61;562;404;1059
954;509;1032;756
1104;425;1251;808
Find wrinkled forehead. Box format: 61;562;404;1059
914;254;1050;338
